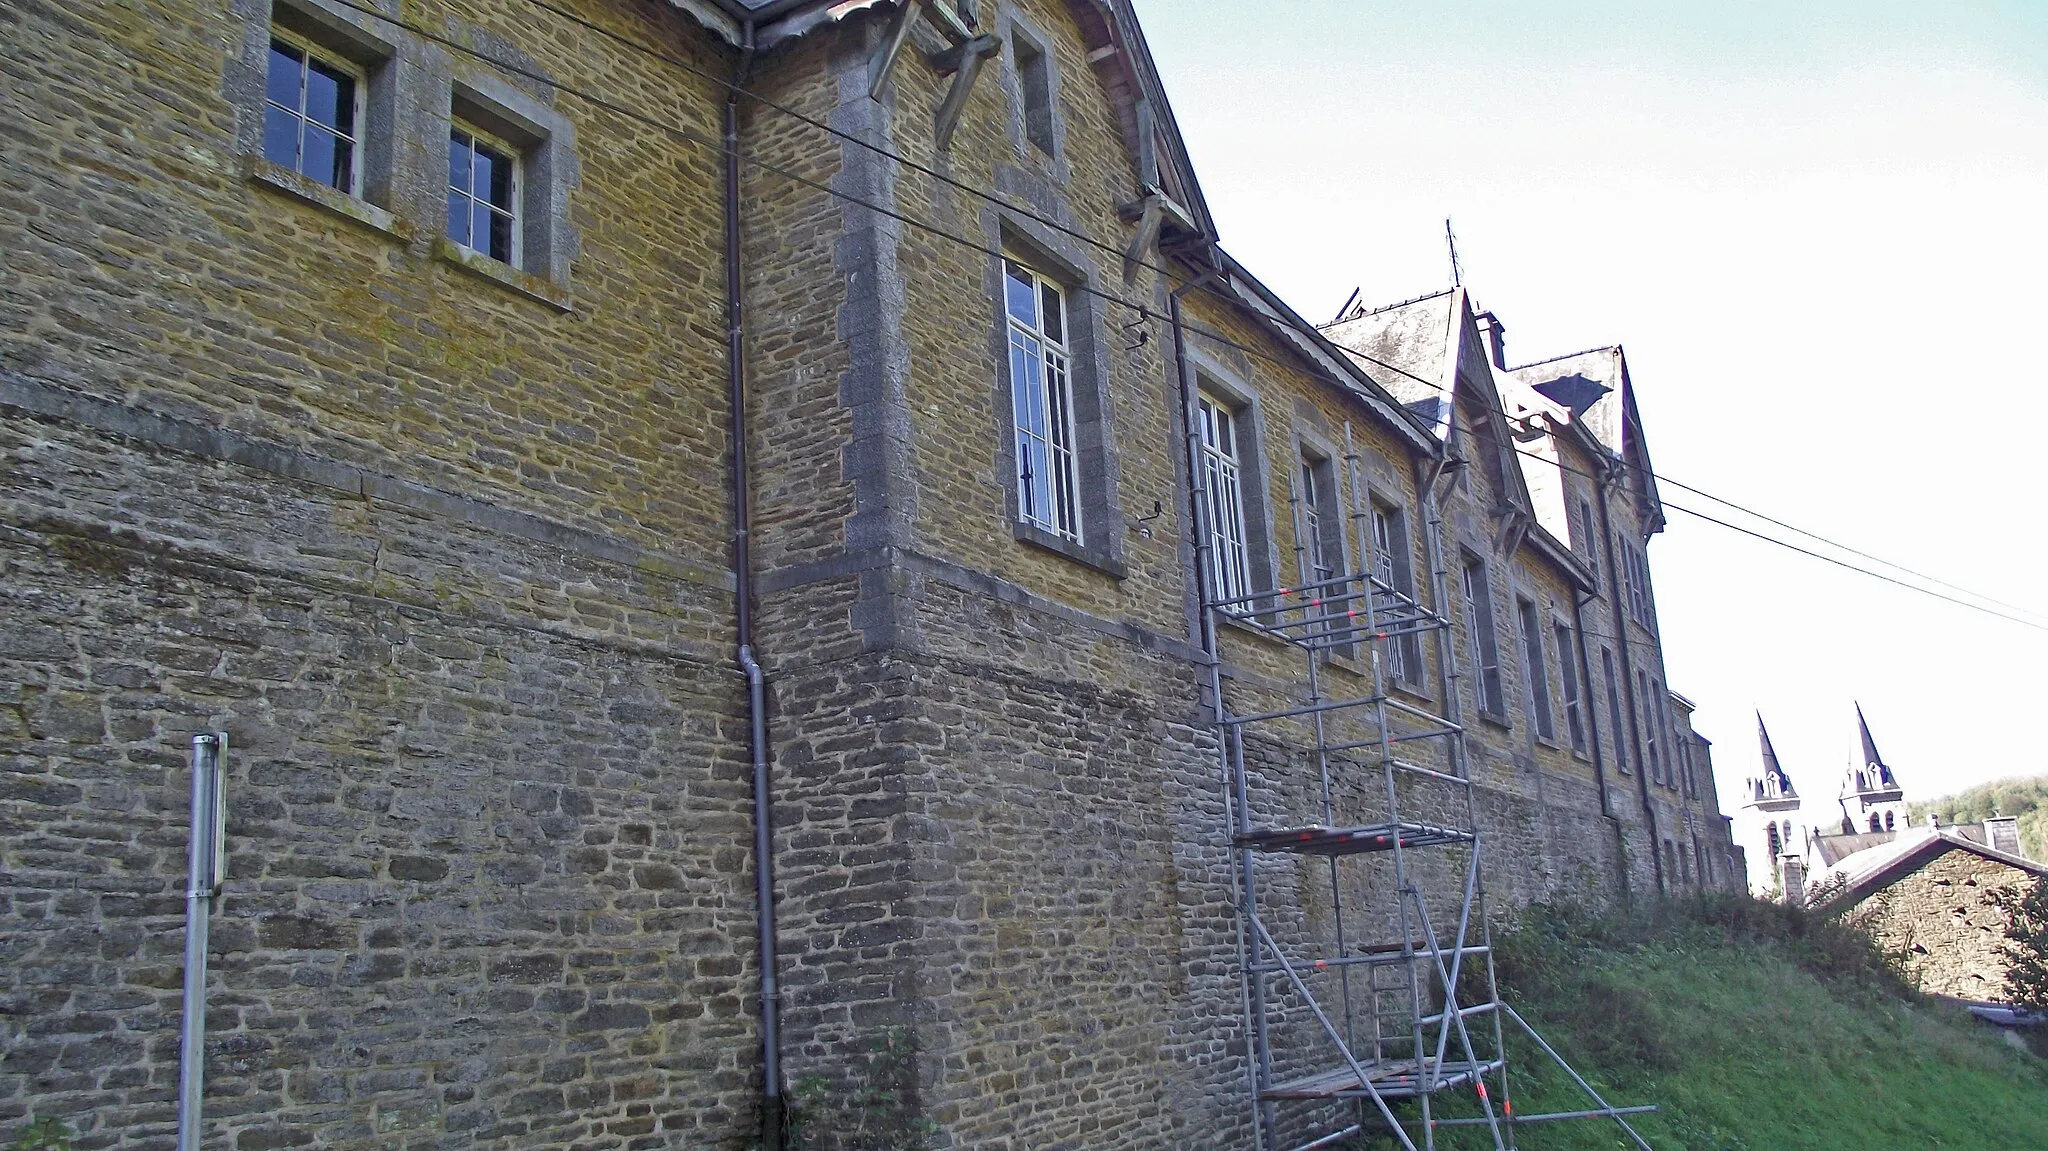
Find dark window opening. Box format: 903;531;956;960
1015;36;1055;155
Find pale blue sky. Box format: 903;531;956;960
1133;1;2048;868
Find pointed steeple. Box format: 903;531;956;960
1746;713;1799;810
1855;703;1895;788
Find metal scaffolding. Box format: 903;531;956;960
1192;420;1657;1151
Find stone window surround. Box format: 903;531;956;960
227;0;578;305
985;215;1126;578
1183;347;1280;619
997;8;1069;179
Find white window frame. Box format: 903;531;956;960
1004;258;1082;543
1518;598;1555;742
1198;392;1252;606
1602;647;1629;775
1299;455;1334;589
263;25;368;196
1555;620;1587;753
448;119;523;268
1461;555;1505;719
1638;669;1662;784
1371;503;1422;685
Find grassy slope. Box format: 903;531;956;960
1365;900;2048;1150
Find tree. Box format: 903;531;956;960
1990;877;2048;1012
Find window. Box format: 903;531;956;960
1766;822;1782;858
1602;647;1628;775
1885;811;1895;832
264;29;365;194
1555;622;1587;753
1518;599;1555;741
1461;555;1504;718
1370;504;1422;685
1653;683;1676;789
1621;542;1656;627
1578;497;1600;591
1299;455;1336;589
1013;32;1056;155
1638;670;1661;784
1005;259;1082;542
1198;393;1253;604
448;123;520;266
1296;452;1349;649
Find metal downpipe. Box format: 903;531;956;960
723;27;781;1151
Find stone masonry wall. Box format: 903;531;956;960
0;415;756;1151
2;0;760;1148
1854;849;2037;1000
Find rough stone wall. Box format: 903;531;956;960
1853;850;2037;1000
2;1;760;1148
6;2;1740;1150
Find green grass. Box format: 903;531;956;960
1352;896;2048;1150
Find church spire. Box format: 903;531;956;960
1856;703;1895;788
1746;712;1798;808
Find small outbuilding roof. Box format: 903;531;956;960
1817;827;2048;910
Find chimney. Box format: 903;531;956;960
1985;816;2023;857
1779;855;1807;907
1474;311;1507;370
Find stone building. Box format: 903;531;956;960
2;1;1736;1148
1816;829;2047;1001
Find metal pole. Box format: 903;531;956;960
177;732;226;1151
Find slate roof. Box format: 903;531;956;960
1816;828;2048;910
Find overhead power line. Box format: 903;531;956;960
280;1;2048;636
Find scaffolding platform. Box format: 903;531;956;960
1178;414;1657;1151
1234;821;1474;856
1263;1058;1507;1101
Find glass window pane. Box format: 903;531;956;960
482;145;515;211
325;134;355;191
304;60;353;134
447;192;470;247
486;209;515;263
301;127;340;191
449;133;472;194
1040;281;1063;344
1004;262;1036;327
263;103;300;170
473;203;495;255
266;42;304;110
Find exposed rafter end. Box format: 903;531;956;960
867;1;920;100
1121;196;1162;286
931;34;1001;150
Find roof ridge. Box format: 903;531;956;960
1317;286;1456;328
1506;344;1621;372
